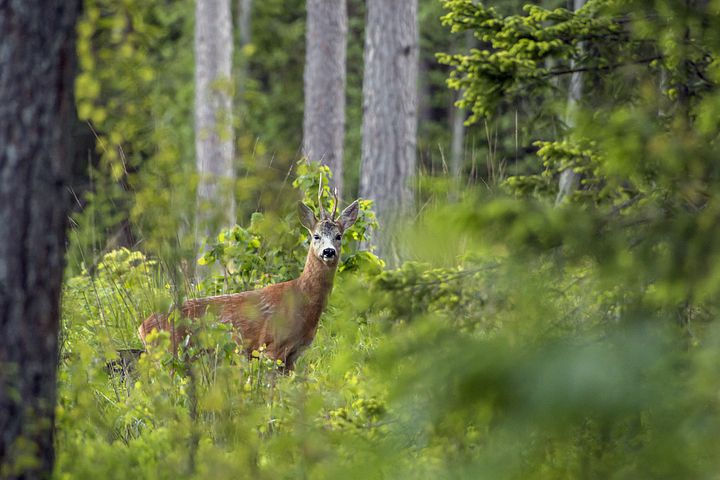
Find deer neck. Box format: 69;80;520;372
297;249;337;307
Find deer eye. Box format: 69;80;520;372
335;234;342;241
313;234;320;240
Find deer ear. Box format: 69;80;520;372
298;202;317;231
338;200;359;231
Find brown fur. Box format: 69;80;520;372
138;199;358;370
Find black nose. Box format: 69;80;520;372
322;248;336;258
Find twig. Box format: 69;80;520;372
544;55;663;77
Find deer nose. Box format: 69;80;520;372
322;248;336;258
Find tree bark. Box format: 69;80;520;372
0;1;80;477
556;0;585;205
236;0;252;109
236;0;252;102
237;0;253;47
450;93;466;187
303;0;348;197
450;31;475;192
359;0;418;260
195;0;235;241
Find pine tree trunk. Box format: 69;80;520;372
359;0;418;259
236;0;252;104
0;1;80;476
195;0;235;241
450;31;473;191
237;0;252;47
303;0;348;196
450;91;466;185
556;0;585;205
234;0;252;223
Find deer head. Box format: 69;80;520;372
298;188;359;267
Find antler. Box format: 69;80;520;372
331;187;339;220
318;172;327;220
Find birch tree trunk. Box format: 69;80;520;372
195;0;235;241
555;0;585;205
0;1;80;476
360;0;418;259
303;0;348;196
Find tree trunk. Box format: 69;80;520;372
450;91;466;187
450;31;474;192
237;0;252;47
236;0;252;104
556;0;585;205
303;0;348;197
0;1;80;477
236;0;252;112
195;0;235;241
359;0;418;260
234;0;252;227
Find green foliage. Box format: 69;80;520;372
73;0;196;264
57;165;389;478
196;160;380;296
371;261;499;327
504;138;604;199
292;160;379;247
57;190;720;480
438;0;636;122
62;248;168;354
239;0;305;164
438;0;720;315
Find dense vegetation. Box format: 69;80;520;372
51;0;720;478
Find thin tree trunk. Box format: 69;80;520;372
360;0;418;260
234;0;252;223
0;1;80;477
303;0;348;196
236;0;252;114
195;0;235;242
450;31;474;197
450;91;466;184
556;0;585;205
237;0;252;47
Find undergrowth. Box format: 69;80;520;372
56;164;720;478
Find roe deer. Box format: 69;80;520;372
138;190;359;371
